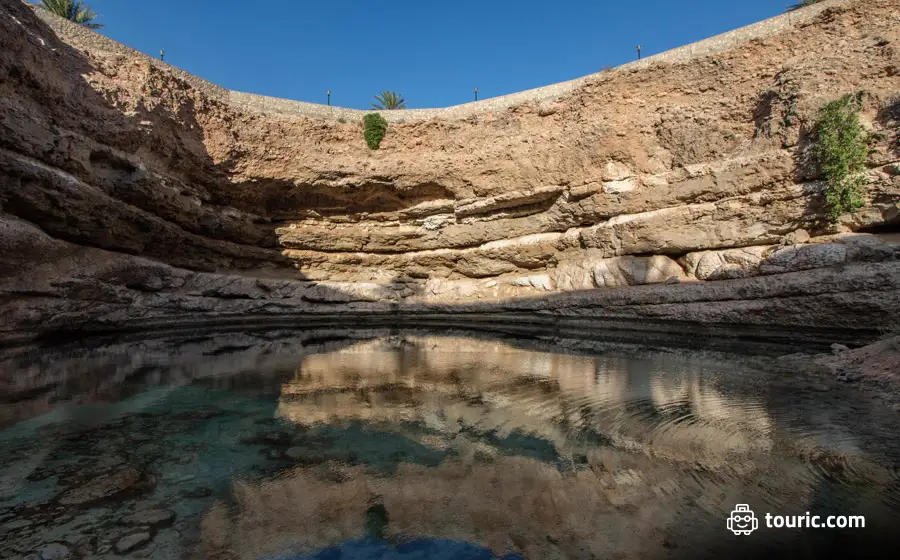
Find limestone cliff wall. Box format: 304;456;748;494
1;0;899;340
25;0;850;123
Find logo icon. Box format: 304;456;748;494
727;504;759;535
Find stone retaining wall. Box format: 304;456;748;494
28;0;851;122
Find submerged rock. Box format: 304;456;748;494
57;467;141;506
3;518;33;531
241;431;293;446
37;543;69;559
183;486;212;498
121;508;175;528
285;447;327;465
115;532;152;554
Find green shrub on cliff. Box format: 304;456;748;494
813;93;870;222
363;113;388;150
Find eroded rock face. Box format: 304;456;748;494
1;0;899;338
681;234;900;280
553;254;687;290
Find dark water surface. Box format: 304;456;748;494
1;328;899;560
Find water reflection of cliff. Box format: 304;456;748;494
4;330;898;559
275;336;775;466
192;336;900;560
228;337;792;559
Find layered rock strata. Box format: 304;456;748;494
1;0;899;340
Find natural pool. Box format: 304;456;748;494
1;328;899;560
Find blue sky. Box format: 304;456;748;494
62;0;800;109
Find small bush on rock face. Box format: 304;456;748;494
363;113;388;150
813;93;870;222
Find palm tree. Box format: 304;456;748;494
37;0;103;29
787;0;821;11
371;91;406;110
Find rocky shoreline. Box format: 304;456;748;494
778;334;900;411
2;211;899;345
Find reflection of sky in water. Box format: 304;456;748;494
0;331;898;559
